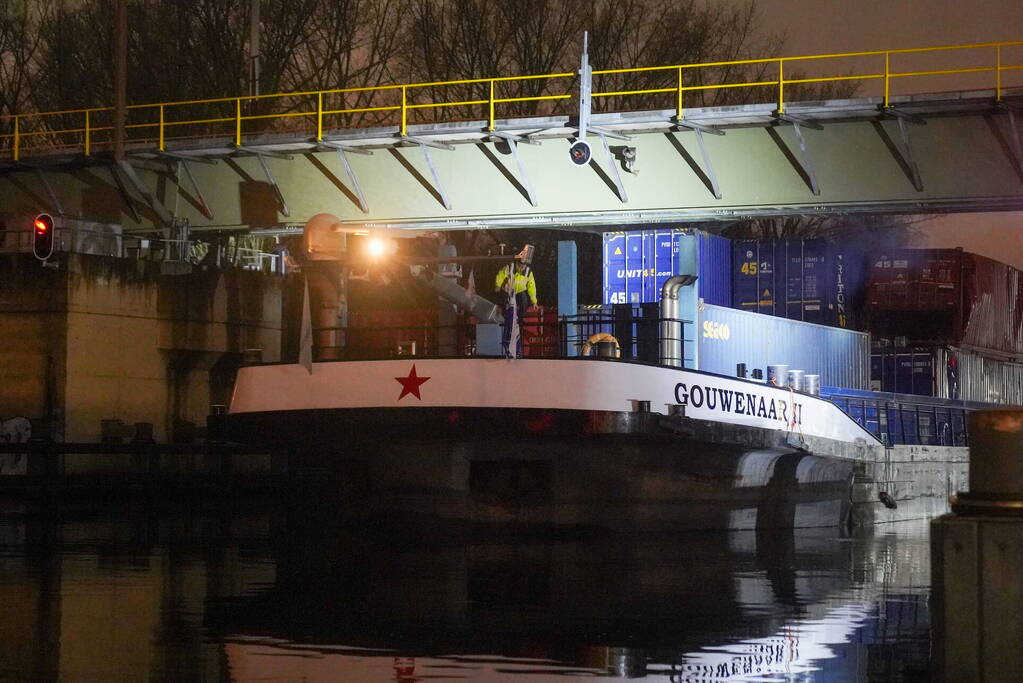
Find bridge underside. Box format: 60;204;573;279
2;89;1022;232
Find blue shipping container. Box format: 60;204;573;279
624;232;645;304
602;229;731;307
732;240;778;315
696;303;870;390
831;249;866;329
697;231;732;308
780;239;827;324
733;239;867;329
639;230;679;302
603;233;627;303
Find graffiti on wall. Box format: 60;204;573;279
0;416;31;475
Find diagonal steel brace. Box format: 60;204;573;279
254;153;291;217
895;116;923;192
416;142;452;210
676;119;724;199
790;120;821;196
490;132;538;207
34;167;64;215
116;160;173;224
176;160;214;219
597;132;628;203
998;102;1023;178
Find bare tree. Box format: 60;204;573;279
27;0;409;146
722;214;932;247
272;0;409;128
14;0;851;147
0;1;44;149
398;0;795;125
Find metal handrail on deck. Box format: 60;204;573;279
0;39;1019;160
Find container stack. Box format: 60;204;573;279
865;249;1023;403
596;229;1023;405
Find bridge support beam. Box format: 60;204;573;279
676;120;726;200
596;132;628;203
116;160;173;225
776;114;822;196
491;132;538;207
0;92;1020;231
33;167;64;216
317;141;372;214
998;103;1023;178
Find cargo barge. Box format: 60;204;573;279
220;353;880;533
216;220;979;533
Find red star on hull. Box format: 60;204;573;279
395;364;431;400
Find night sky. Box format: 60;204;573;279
747;0;1023;266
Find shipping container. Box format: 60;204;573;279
869;348;936;396
830;249;866;330
575;301;870;387
865;249;1023;356
695;231;732;309
871;344;1023;404
732;240;778;315
602;229;730;307
732;239;867;329
696;303;871;390
779;239;827;323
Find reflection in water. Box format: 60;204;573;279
0;496;930;682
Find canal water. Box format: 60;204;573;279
0;497;931;682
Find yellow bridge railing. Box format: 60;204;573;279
1;39;1020;161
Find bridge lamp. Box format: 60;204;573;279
365;236;397;260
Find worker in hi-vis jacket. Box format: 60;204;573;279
495;247;537;358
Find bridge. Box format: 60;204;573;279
0;40;1021;232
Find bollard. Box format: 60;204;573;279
932;408;1023;682
630;399;651;413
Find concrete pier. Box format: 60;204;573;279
932;409;1023;682
0;253;283;450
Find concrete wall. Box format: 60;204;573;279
0;255;68;443
851;444;969;526
0;253;283;444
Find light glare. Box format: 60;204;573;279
366;238;388;259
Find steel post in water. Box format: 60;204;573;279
932;408;1023;682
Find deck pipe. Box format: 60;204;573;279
659;274;697;367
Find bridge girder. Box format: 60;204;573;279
1;90;1021;233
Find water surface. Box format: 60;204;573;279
0;498;930;682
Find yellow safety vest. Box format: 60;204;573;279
495;265;537;305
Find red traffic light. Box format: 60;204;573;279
32;213;55;261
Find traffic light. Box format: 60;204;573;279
32;213;55;261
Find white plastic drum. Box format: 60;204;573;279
787;369;805;392
767;364;789;388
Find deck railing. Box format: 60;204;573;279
823;389;991;447
0;39;1019;160
333;313;988;447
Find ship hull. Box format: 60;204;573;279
219;406;856;532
